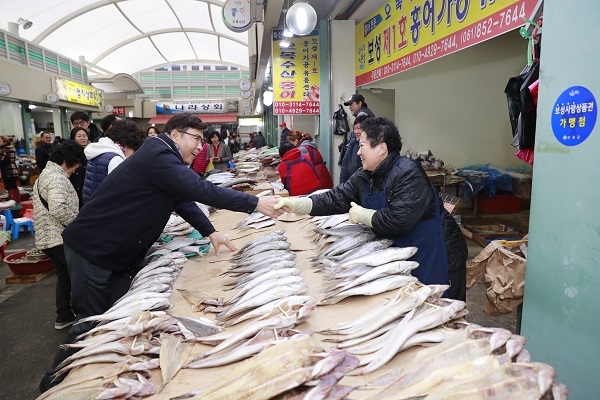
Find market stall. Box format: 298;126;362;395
39;204;567;400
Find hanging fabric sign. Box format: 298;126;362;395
355;0;538;86
272;29;321;115
551;86;597;147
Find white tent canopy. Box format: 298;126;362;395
0;0;249;75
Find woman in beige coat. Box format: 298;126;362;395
32;140;86;329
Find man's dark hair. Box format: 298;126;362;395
354;114;368;127
70;111;90;123
164;113;208;134
106;120;143;151
100;115;119;132
279;141;296;158
361;117;403;153
49;139;86;169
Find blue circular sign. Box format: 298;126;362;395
551;86;597;146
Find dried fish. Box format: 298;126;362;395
159;333;194;392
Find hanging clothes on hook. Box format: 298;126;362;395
504;15;543;153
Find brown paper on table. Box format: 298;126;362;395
466;238;527;316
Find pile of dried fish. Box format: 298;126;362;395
355;321;568;399
40;310;221;400
306;218;420;305
145;237;211;264
236;211;275;231
216;230;310;324
39;253;224;399
164;214;196;236
204;171;236;185
319;283;464;373
174;334;360;400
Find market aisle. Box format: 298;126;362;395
0;235;67;400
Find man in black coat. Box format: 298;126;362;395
279;121;291;144
35;132;52;172
39;113;284;393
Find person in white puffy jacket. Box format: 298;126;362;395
82;120;143;204
32;140;86;330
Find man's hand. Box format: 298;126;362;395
255;196;285;219
349;202;376;227
208;231;236;256
274;197;313;215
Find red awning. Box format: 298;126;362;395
148;114;238;125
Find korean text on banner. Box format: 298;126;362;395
55;78;103;107
273;30;321;115
356;0;537;86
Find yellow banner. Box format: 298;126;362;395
272;30;320;115
55;78;103;107
356;0;536;85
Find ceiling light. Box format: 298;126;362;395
279;39;291;48
17;18;33;29
28;105;37;109
283;28;293;38
286;1;317;36
263;90;274;107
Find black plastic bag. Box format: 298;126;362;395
504;62;539;149
333;104;350;135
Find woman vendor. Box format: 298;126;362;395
275;117;467;300
206;130;233;170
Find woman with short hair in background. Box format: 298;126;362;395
33;140;86;329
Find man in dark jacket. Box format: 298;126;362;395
35;131;52;172
279;121;291;144
343;93;375;119
340;115;367;183
70;111;102;143
39;113;284;393
252;130;266;148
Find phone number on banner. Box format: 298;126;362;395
358;2;531;86
274;102;321;115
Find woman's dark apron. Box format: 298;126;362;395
361;158;449;288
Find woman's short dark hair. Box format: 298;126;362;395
164;113;208;134
49;139;86;169
69;126;88;140
106;120;143;151
361;117;403;153
206;130;221;141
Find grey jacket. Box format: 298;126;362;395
32;161;79;249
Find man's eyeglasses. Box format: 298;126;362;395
177;130;202;143
72;120;88;126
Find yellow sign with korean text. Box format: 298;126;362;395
55;78;103;107
272;30;321;115
356;0;537;86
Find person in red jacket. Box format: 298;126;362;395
192;139;209;175
287;131;333;189
278;142;322;196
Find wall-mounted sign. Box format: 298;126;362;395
0;81;12;96
112;106;126;115
272;29;321;115
222;0;252;33
156;101;239;115
355;0;537;86
551;86;597;147
55;78;103;107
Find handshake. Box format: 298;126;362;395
256;196;375;228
